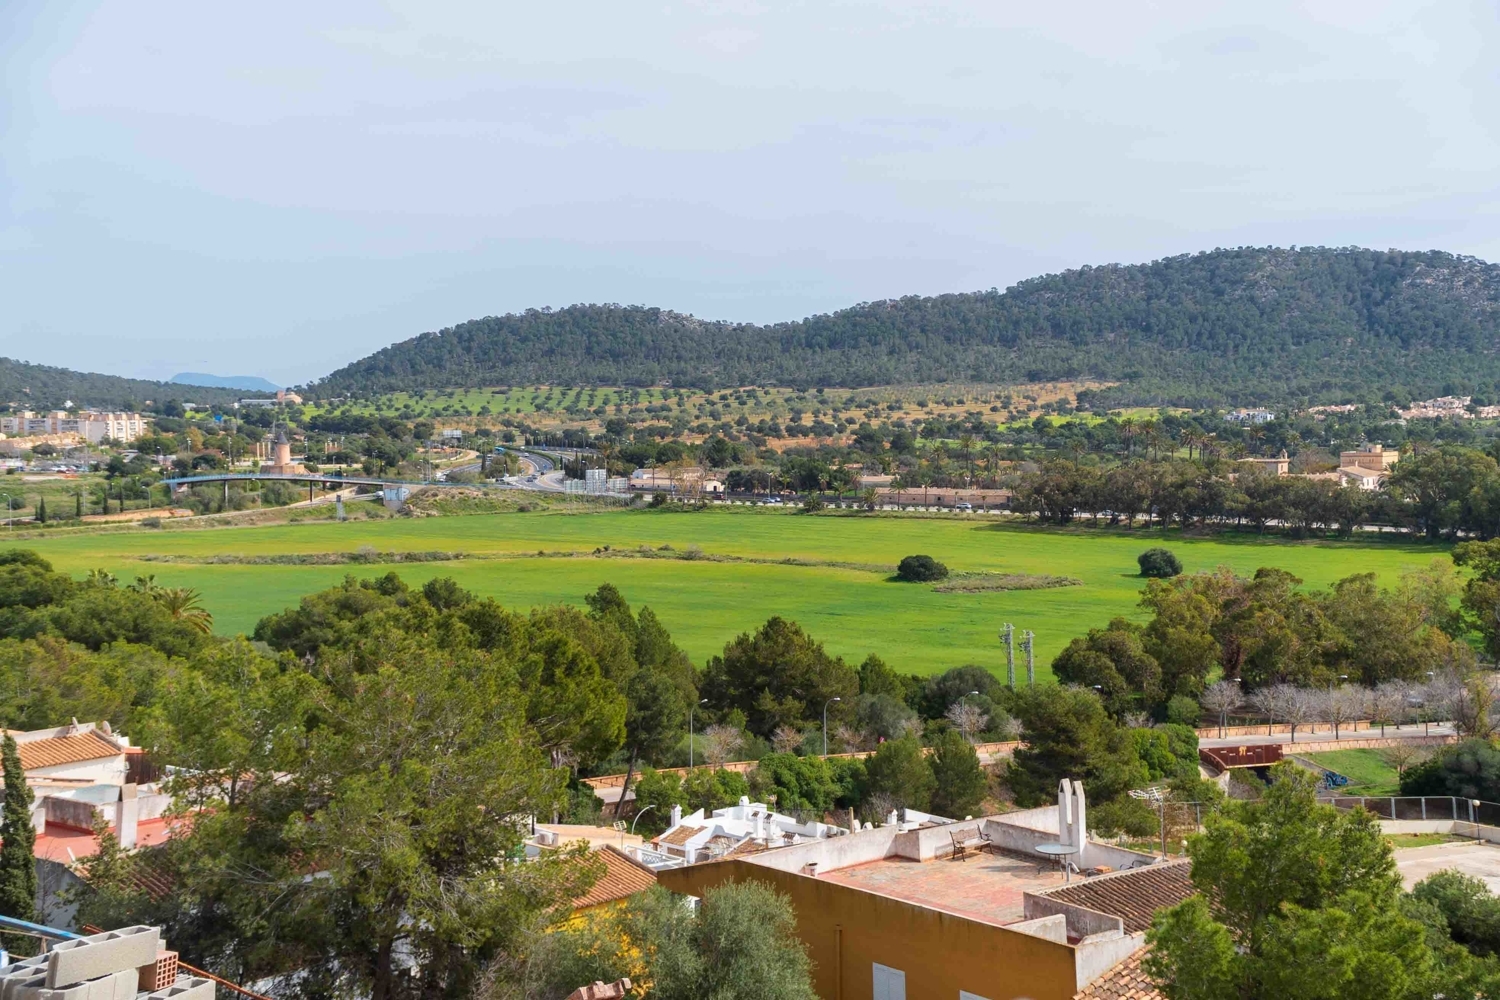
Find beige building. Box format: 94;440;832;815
0;410;147;444
1336;443;1400;490
659;782;1191;1000
1339;443;1399;473
1237;450;1290;476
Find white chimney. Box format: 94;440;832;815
669;804;682;828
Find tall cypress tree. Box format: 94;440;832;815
0;735;36;926
35;499;45;525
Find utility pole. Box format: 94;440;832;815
1001;623;1015;688
1022;630;1035;686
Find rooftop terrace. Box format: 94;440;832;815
820;848;1069;927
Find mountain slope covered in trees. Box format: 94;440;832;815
0;358;253;410
314;247;1500;406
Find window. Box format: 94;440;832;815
873;963;905;1000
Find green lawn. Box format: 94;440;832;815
1299;749;1402;795
9;509;1450;678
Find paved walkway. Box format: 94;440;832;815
1394;841;1500;892
1200;724;1455;749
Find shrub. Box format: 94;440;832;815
896;554;949;582
139;518;162;529
650;492;667;508
1137;547;1183;578
1088;797;1159;838
800;497;824;513
1165;694;1201;727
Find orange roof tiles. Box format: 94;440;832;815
11;732;123;771
571;846;657;910
1075;950;1162;1000
656;824;703;847
1038;861;1194;934
33;817;177;864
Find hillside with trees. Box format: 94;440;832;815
312;247;1500;406
0;358;255;409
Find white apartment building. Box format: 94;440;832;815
0;410;147;444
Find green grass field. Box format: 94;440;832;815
9;509;1450;678
1298;749;1402;795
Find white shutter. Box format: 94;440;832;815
873;964;906;1000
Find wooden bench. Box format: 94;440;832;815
950;828;988;861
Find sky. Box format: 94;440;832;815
3;2;1499;387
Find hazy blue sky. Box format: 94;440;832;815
4;2;1499;386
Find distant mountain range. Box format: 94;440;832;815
0;358;254;410
309;246;1500;407
171;372;282;392
14;246;1500;410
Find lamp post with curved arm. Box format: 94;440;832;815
631;804;656;835
823;697;842;756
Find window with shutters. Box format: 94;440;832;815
872;963;906;1000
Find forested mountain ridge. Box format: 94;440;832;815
0;358;253;410
314;247;1500;406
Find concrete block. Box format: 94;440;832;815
12;967;137;1000
46;927;160;989
0;974;46;1000
142;977;214;1000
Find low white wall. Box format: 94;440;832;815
983;817;1156;870
1022;894;1125;938
1006;914;1068;943
746;825;899;873
896;820;984;861
1076;932;1147;990
997;805;1060;833
1381;819;1500;845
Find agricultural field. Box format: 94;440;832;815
9;507;1449;678
301;380;1113;440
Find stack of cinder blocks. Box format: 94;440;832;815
0;928;212;1000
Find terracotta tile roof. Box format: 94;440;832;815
1037;860;1194;933
572;846;657;910
656;824;703;847
722;838;766;859
11;732;123;771
1075;949;1162;1000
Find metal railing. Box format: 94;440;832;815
1318;795;1500;824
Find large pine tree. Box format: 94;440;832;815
0;735;37;925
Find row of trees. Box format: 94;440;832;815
1053;562;1470;720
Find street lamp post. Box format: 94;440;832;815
1425;671;1436;736
630;804;656;836
823;697;842;756
689;698;707;769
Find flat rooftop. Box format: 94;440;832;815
819;850;1068;927
1395;842;1500;893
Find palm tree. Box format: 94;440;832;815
1120;417;1136;459
958;434;977;486
154;587;214;634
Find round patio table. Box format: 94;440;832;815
1035;842;1080;883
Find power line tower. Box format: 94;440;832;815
1000;623;1015;688
1021;630;1035;685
